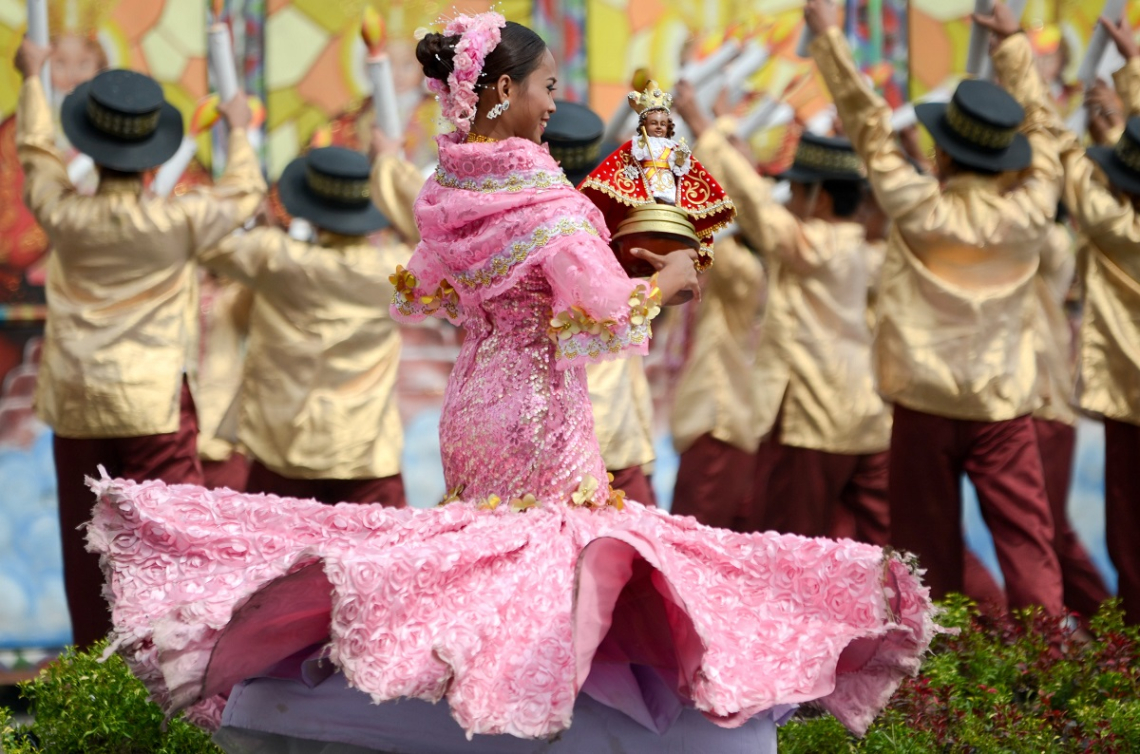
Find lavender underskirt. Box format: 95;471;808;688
214;646;786;754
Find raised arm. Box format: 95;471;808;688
986;21;1064;232
15;41;82;237
178;96;267;253
807;18;941;233
369;126;424;243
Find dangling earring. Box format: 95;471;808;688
487;99;510;120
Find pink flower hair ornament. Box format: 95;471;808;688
427;11;506;135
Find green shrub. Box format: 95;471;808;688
0;642;220;754
779;596;1140;753
3;600;1137;753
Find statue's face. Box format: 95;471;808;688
644;110;670;138
50;34;106;94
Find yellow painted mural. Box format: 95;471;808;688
262;0;531;176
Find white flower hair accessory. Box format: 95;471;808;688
427;11;506;135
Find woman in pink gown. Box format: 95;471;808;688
86;12;938;750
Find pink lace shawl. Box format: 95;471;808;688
392;132;656;368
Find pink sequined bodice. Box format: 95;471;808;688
393;133;658;505
442;268;606;502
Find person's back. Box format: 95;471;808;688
200;146;407;506
19;68;265;438
13;40;265;650
228;229;405;483
808;0;1064;612
1054;22;1140;625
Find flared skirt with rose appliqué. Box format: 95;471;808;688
86;473;939;746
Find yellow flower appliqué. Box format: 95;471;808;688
570;475;601;507
548;307;618;343
510;493;540;512
476;494;501;511
420;279;460;316
438;484;466;506
389;265;418;294
628;274;662;327
605;472;627;511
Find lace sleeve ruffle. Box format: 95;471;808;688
543;237;663;369
390;249;463;325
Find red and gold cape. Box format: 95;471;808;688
578;140;735;247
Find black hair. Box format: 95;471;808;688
821;179;863;218
416;21;547;91
637;109;675;139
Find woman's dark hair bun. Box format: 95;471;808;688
416;32;461;82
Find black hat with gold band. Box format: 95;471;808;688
278;146;389;237
915;79;1031;173
779;132;865;184
542;100;604;186
1088;117;1140;196
61;69;184;172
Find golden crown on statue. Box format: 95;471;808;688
626;80;673;116
47;0;113;35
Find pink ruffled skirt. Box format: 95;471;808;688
86;475;938;741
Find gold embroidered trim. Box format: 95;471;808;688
553;317;651;363
794;142;865;176
1114;135;1140;173
86;98;160;140
548;275;661;349
549;142;603;172
580;178;736;221
451;217;599;289
945;101;1016;150
306;168;371;202
435;167;572;193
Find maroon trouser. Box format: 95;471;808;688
609;466;657;507
1104;418;1140;625
962;549;1009;615
53;379;204;651
1034;418;1110;618
246;460;407;507
758;442;891;544
889;405;1063;613
202;451;251;492
670;433;754;531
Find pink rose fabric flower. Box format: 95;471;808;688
426;12;505;135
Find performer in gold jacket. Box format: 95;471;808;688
14;39;266;649
199;146;408;506
1053;18;1140;624
1031;219;1111;619
806;0;1064;612
676;84;890;540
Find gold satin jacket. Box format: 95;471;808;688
812;30;1062;422
198;229;410;479
18;78;266;438
588;356;656;471
695;122;890;454
196;276;253;461
1032;224;1078;425
668;232;765;454
1058;58;1140;426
